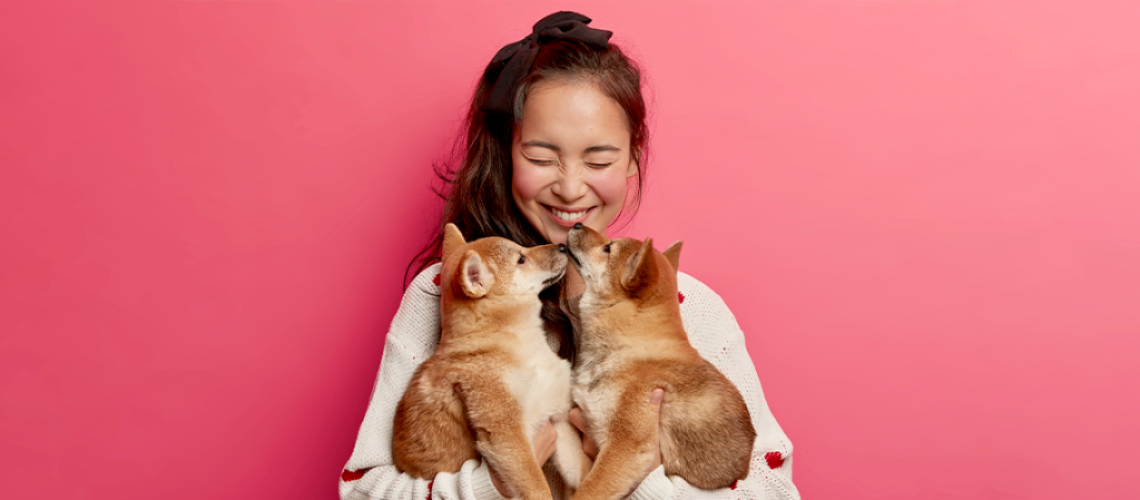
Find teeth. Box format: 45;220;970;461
552;208;587;221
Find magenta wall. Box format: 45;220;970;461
3;1;1138;499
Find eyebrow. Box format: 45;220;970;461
521;141;622;154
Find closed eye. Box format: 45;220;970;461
603;243;611;254
524;156;559;167
518;254;526;265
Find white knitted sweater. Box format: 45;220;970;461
340;264;800;500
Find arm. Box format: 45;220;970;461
339;264;509;500
625;273;801;500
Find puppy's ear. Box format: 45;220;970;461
442;223;466;261
458;250;492;298
621;238;658;293
662;240;683;274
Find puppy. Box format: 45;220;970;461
393;224;592;500
565;223;755;500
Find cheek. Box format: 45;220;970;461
590;167;631;205
512;163;548;203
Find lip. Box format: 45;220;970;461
542;205;593;227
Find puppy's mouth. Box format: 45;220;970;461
542;269;566;287
565;248;582;268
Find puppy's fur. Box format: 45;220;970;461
566;225;755;500
393;224;592;500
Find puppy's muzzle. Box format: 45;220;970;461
543;270;565;287
565;224;588;266
541;245;568;287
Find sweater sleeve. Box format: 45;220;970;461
625;272;801;500
338;263;510;500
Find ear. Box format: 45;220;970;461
442;223;466;260
621;238;658;292
662;240;683;274
458;250;492;299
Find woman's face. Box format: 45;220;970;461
511;80;639;245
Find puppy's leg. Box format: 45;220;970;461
458;379;552;500
549;417;592;488
571;394;659;500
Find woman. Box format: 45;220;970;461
340;12;799;500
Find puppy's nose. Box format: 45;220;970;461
557;244;567;253
572;223;583;230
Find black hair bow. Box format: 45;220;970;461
480;11;612;116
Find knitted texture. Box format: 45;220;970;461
339;264;800;500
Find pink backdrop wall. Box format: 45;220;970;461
3;1;1138;498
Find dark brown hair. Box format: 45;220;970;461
406;38;649;361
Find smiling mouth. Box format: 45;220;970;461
544;205;592;224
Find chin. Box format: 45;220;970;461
543;228;570;245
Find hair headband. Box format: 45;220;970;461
479;11;613;116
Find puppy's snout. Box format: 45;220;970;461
567;224;587;249
534;244;569;269
566;223;604;253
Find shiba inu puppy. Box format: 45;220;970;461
565;223;755;500
392;224;591;500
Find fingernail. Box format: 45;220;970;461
650;389;664;403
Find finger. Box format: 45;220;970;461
568;407;587;433
487;463;514;498
582;434;599;461
568;409;599;460
650;388;664;407
534;419;558;464
549;421;560;442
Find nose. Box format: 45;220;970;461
551;166;588;201
558;244;567;253
572;223;582;230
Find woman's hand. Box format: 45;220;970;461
567;407;598;460
569;388;665;482
488;418;559;497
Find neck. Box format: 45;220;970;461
442;298;542;339
576;293;687;353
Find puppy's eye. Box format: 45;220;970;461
518;254;526;265
603;243;612;254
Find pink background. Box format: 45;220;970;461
3;1;1138;498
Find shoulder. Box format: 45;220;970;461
405;262;443;299
675;271;744;352
411;262;443;288
676;270;734;317
383;263;443;352
391;263;443;328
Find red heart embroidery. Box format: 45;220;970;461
678;292;685;304
433;273;441;286
341;468;371;482
765;451;785;469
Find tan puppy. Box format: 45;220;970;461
393;224;592;500
565;224;755;500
